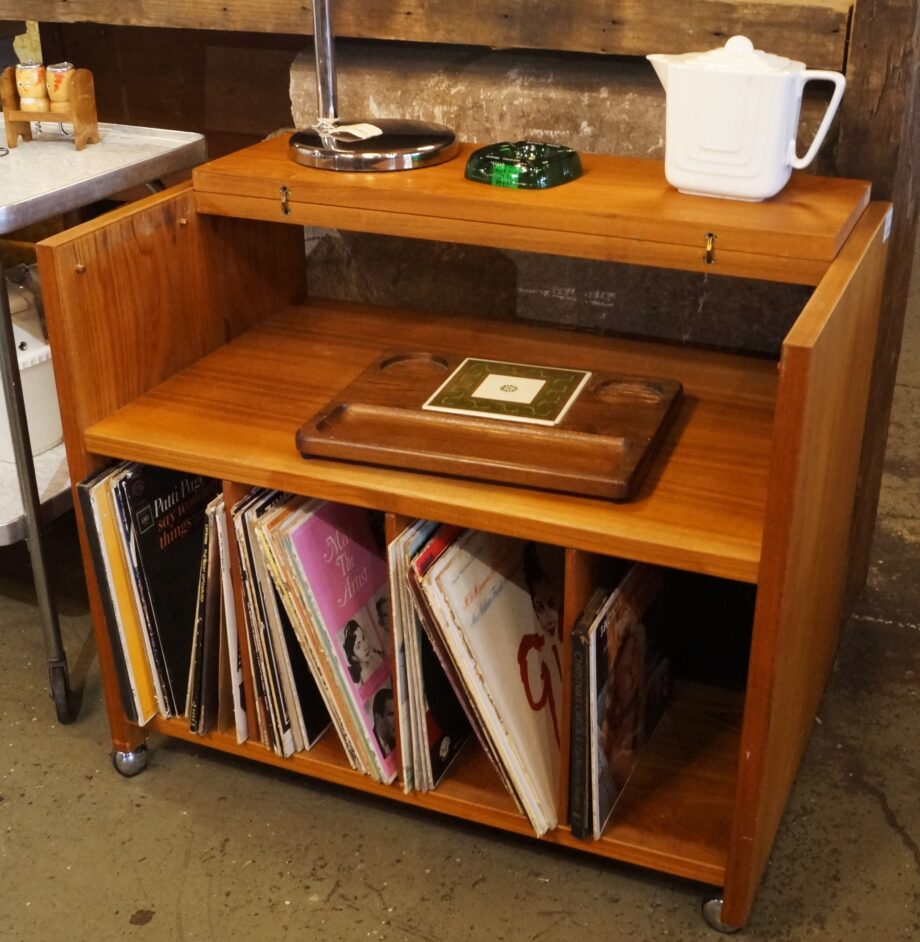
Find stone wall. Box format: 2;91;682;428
291;41;823;355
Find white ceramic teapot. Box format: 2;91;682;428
648;35;846;201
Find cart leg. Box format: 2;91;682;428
702;897;741;934
112;744;149;777
0;267;74;723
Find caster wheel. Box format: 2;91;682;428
49;663;75;725
702;897;740;934
112;744;149;777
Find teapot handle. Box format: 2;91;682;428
789;71;846;170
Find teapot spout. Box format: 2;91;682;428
647;54;670;91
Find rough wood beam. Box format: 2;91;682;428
1;1;851;69
835;0;920;607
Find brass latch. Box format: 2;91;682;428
704;232;716;265
280;185;292;216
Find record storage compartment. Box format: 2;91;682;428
37;138;891;929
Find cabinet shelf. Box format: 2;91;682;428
84;298;778;582
193;138;871;285
151;681;739;886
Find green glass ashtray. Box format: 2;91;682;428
464;141;583;189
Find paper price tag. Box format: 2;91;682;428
330;123;383;141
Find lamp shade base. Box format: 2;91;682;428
289;118;459;171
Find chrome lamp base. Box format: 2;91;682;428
289;118;459;172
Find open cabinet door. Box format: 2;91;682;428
722;202;892;928
37;185;305;751
38;184;306;466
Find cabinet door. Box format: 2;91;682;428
37;185;305;751
38;184;306;464
722;202;892;928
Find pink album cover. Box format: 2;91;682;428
286;502;396;778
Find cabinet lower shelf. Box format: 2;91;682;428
150;680;739;886
85;298;777;582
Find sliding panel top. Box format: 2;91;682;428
193;137;871;285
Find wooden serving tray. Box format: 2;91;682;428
296;352;683;499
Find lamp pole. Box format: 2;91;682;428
312;0;338;126
290;1;459;171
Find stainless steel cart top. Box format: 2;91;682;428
1;120;206;234
1;119;206;544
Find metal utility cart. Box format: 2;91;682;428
0;119;205;722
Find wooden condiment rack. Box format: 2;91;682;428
1;66;100;151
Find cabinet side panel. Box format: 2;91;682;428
722;204;891;928
199;211;307;341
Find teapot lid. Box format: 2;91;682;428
686;35;803;73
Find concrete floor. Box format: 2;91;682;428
2;265;918;941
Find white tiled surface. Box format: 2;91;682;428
0;120;205;233
0;119;204;545
0;442;69;544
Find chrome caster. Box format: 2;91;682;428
112;744;149;777
702;897;740;934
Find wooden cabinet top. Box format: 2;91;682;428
193;136;871;284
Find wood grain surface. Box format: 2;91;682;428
37;186;306;750
193;137;870;284
0;2;851;69
296;352;682;499
150;680;740;884
80;298;779;583
834;0;920;609
0;67;32;148
721;203;890;928
38;185;306;442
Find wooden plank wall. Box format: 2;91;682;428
0;2;852;67
835;0;920;605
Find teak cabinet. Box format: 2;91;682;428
38;137;890;930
